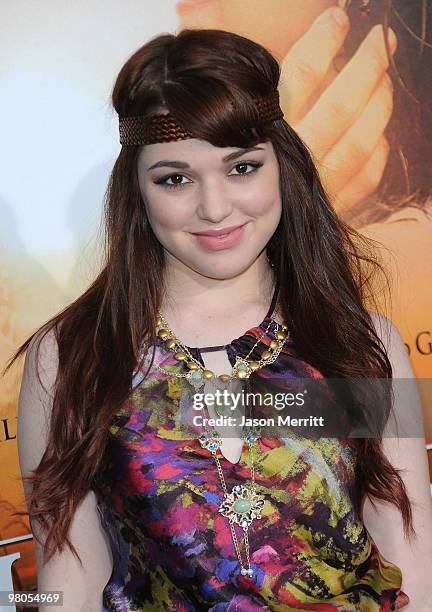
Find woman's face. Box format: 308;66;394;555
137;138;282;280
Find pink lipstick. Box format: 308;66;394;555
191;223;247;251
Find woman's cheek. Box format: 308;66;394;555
243;170;282;217
146;196;193;231
244;194;276;218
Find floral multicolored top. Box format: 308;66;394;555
94;291;409;611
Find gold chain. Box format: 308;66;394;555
214;445;254;573
153;311;290;388
200;411;263;576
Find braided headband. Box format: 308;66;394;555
118;90;283;146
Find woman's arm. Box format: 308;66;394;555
363;312;432;610
17;329;113;612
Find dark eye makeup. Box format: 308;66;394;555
152;161;264;190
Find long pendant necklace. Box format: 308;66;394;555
198;418;263;576
149;309;290;578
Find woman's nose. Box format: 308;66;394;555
196;182;234;223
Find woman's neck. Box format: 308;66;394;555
161;251;275;317
159;252;277;347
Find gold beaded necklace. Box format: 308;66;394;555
154;312;290;391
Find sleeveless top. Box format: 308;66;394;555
94;287;410;611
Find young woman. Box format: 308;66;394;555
9;28;432;611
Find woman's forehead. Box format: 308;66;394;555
139;139;272;168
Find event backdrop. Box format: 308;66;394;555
1;0;431;602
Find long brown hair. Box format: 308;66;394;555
3;28;414;565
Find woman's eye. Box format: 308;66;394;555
153;161;263;190
153;173;190;189
230;161;263;178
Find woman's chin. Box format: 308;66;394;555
186;259;255;281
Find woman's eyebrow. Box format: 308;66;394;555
146;146;265;171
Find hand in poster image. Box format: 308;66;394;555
177;0;397;215
278;11;396;217
177;0;432;441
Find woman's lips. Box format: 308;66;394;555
191;223;247;251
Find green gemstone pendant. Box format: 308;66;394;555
218;484;265;531
233;498;252;513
